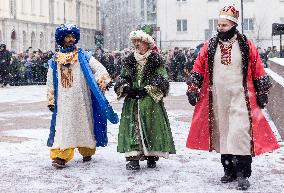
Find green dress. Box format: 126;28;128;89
114;52;176;157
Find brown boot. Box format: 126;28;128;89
52;157;66;169
83;156;92;162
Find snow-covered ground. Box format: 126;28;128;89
0;85;47;103
0;84;283;193
0;82;187;103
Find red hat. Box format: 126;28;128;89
219;5;239;24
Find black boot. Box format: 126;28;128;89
52;157;66;169
220;154;237;183
147;156;158;168
236;177;250;190
235;155;252;178
83;156;92;162
126;160;140;170
221;171;237;183
235;155;252;190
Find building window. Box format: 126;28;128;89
209;19;218;32
40;32;44;50
31;32;36;49
50;32;55;50
10;0;16;17
87;5;90;21
96;1;100;28
55;1;59;19
11;30;17;51
146;0;156;22
40;0;44;15
31;0;35;13
76;0;80;25
177;19;187;32
23;31;27;51
244;18;254;31
21;0;25;13
49;0;54;23
140;0;145;18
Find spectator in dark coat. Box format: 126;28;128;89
0;44;12;87
280;46;284;58
113;52;123;80
101;51;115;79
185;48;195;77
24;58;33;84
171;48;187;82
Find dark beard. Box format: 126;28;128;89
63;41;75;48
217;26;237;41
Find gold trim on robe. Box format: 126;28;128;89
47;87;54;106
55;49;78;88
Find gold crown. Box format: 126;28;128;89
219;5;239;24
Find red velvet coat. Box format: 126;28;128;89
186;34;279;156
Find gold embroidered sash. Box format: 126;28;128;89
55;49;78;88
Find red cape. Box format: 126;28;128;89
186;39;279;156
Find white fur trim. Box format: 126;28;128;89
219;15;238;24
129;30;155;48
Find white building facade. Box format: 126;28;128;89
157;0;284;50
102;0;157;51
0;0;101;53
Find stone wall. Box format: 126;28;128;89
266;58;284;139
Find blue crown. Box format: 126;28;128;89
55;24;80;46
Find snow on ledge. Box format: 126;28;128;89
268;58;284;66
265;68;284;87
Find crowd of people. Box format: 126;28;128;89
0;41;283;88
92;43;284;83
258;45;284;67
92;46;197;82
0;44;53;87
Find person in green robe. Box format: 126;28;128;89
114;29;176;170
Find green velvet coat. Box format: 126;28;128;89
115;52;176;154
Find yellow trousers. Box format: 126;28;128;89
50;147;96;162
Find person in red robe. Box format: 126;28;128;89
186;5;279;190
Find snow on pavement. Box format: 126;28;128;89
0;85;47;103
0;83;185;104
0;84;284;193
1;114;283;193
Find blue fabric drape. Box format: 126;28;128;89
47;57;58;147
